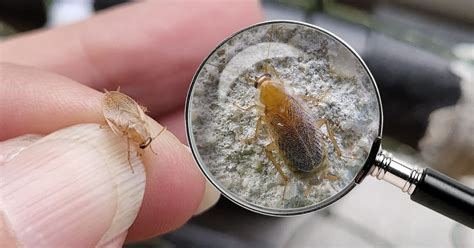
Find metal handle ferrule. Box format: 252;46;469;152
370;150;424;195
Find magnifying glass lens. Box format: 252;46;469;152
186;21;382;215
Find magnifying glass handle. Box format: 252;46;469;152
411;168;473;228
371;151;474;228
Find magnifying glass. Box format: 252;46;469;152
185;20;473;228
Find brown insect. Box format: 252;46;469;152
102;87;166;172
236;25;345;199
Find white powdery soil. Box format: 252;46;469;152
189;23;380;210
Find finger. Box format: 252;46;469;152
125;117;202;241
0;63;102;140
0;64;217;242
0;0;263;115
154;110;222;215
157;107;186;144
0;124;146;247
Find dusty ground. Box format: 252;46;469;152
188;22;381;212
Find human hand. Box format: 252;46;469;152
0;0;262;246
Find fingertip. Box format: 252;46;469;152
0;124;146;247
126;119;206;241
194;178;221;216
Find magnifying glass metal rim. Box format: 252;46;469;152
185;20;384;216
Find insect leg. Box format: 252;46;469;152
324;173;340;180
315;118;343;157
136;148;144;158
139;105;148;113
304;185;313;196
319;152;340;181
305;152;326;196
317;119;358;160
305;153;339;196
299;87;331;106
127;137;135;173
243;73;257;86
233;103;256;111
241;116;263;144
148;147;156;156
264;142;289;200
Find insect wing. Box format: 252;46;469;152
268;100;324;173
103;91;145;134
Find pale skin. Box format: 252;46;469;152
0;0;262;245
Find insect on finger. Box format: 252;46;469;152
102;88;164;172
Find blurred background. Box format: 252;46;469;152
1;0;473;247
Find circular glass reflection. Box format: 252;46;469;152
187;21;381;215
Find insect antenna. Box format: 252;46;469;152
152;126;167;140
266;24;274;60
207;63;241;75
103;85;121;93
148;126;167;155
207;62;258;89
149;144;158;155
206;63;220;68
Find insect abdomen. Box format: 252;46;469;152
266;98;325;173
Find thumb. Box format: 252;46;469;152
0;124;146;247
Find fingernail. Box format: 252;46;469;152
143;117;218;215
194;179;221;215
180;143;220;215
0;124;146;247
0;134;42;164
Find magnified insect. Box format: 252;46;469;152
102;87;166;172
186;21;473;229
187;21;381;214
235;43;351;200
